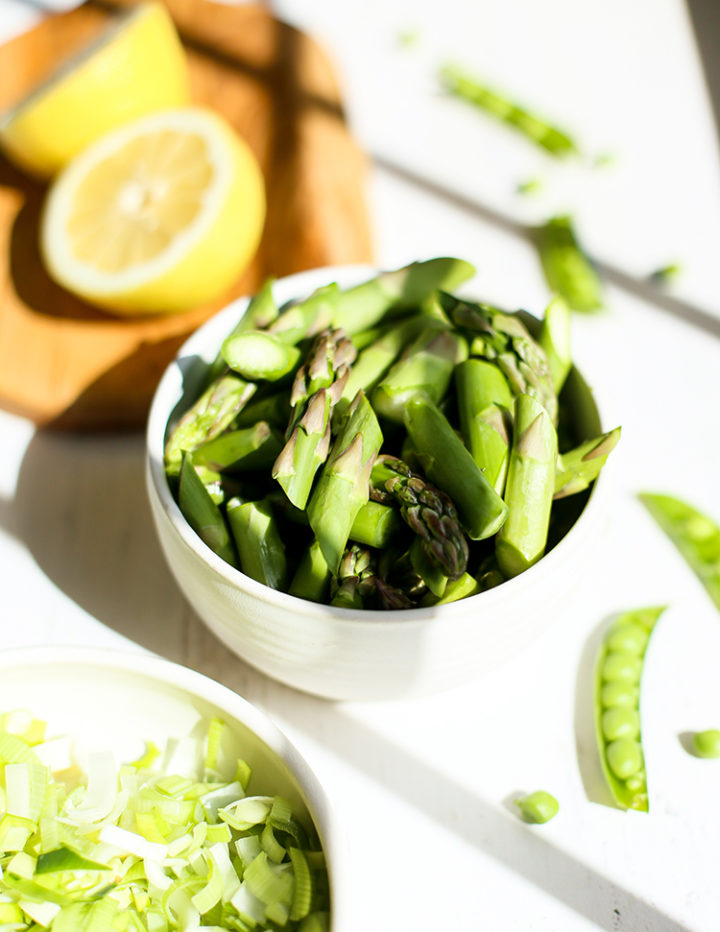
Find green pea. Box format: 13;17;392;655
600;680;639;708
691;729;720;759
628;793;649;811
683;514;717;542
514;790;559;824
601;707;641;742
625;772;646;793
605;622;649;655
601;651;642;683
606;738;643;780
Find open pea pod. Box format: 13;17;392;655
594;605;667;812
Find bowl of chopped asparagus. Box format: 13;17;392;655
147;260;619;700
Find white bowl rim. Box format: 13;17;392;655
147;263;610;627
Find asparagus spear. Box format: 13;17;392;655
331;257;476;335
193;422;283;473
226;498;287;590
272;329;356;509
289;539;332;602
423;572;480;605
165;375;257;477
268;283;338;345
439;64;579;157
496;394;558;578
554;427;621;498
348;500;404;549
205;277;279;385
372;327;468;423
539;296;572;393
455;359;513;494
370;454;469;578
410;537;447;597
330;545;376;609
221;331;302;382
442;291;558;425
178;454;236;566
535;216;603;312
307;392;383;573
403;396;508;540
334;314;441;422
234;390;291;429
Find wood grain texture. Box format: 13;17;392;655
0;0;372;430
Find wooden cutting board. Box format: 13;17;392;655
0;0;372;430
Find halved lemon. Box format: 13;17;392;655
0;2;189;178
40;108;266;315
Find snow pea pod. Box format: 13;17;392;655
639;492;720;611
594;605;666;812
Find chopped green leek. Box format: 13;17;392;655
0;710;329;931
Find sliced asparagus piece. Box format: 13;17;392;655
234;390;291;429
268;283;339;345
307;392;383;573
371;455;469;578
349;501;404;549
410;537;448;597
554;427;621;499
496;394;558;578
226;498;287;590
289;539;332;603
424;572;480;605
535;215;603;312
332;257;476;335
372;327;468;423
273;329;356;509
205;277;279;384
455;359;513;495
442;291;558;425
403;396;508;540
178;454;236;566
193;422;283;473
221;331;302;382
165;375;257;477
539;296;572;393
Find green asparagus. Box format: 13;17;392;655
221;331;302;382
205;277;279;385
554;428;621;499
289;540;332;603
535;216;603;313
455;358;512;494
193;422;283;473
178;454;236;566
539;296;572;393
496;394;558;578
226;498;287;590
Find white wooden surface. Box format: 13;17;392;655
1;1;719;929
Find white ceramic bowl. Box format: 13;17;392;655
147;266;611;701
0;647;342;925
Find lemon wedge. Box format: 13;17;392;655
40;108;266;314
0;2;189;177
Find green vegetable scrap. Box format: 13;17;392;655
649;263;683;286
0;712;329;930
514;791;559;824
690;729;720;759
594;605;667;811
439;64;579;157
535;215;604;313
164;260;619;609
639;493;720;610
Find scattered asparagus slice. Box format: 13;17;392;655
221;331;302;382
554;427;621;499
331;257;476;335
165;375;257;477
403;395;508;540
193;422;283;473
226;498;287;590
496;394;558;578
289;540;332;602
639;493;720;610
442;292;558;425
539;296;572;393
372;327;468;422
455;358;513;495
205;277;279;385
178;454;236;566
439;64;579;157
307;392;383;573
371;455;469;578
535;216;603;312
348;500;404;548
